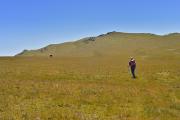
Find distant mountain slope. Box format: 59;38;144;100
16;32;180;57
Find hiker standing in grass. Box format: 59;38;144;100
129;57;136;78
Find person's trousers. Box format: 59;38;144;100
131;67;136;78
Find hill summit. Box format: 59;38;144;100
16;32;180;57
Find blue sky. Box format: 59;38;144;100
0;0;180;56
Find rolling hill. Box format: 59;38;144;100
16;32;180;57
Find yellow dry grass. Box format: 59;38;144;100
0;55;179;120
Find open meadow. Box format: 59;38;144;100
1;0;180;119
0;55;179;120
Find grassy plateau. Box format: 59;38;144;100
0;32;180;120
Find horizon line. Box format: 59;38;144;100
1;31;180;57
